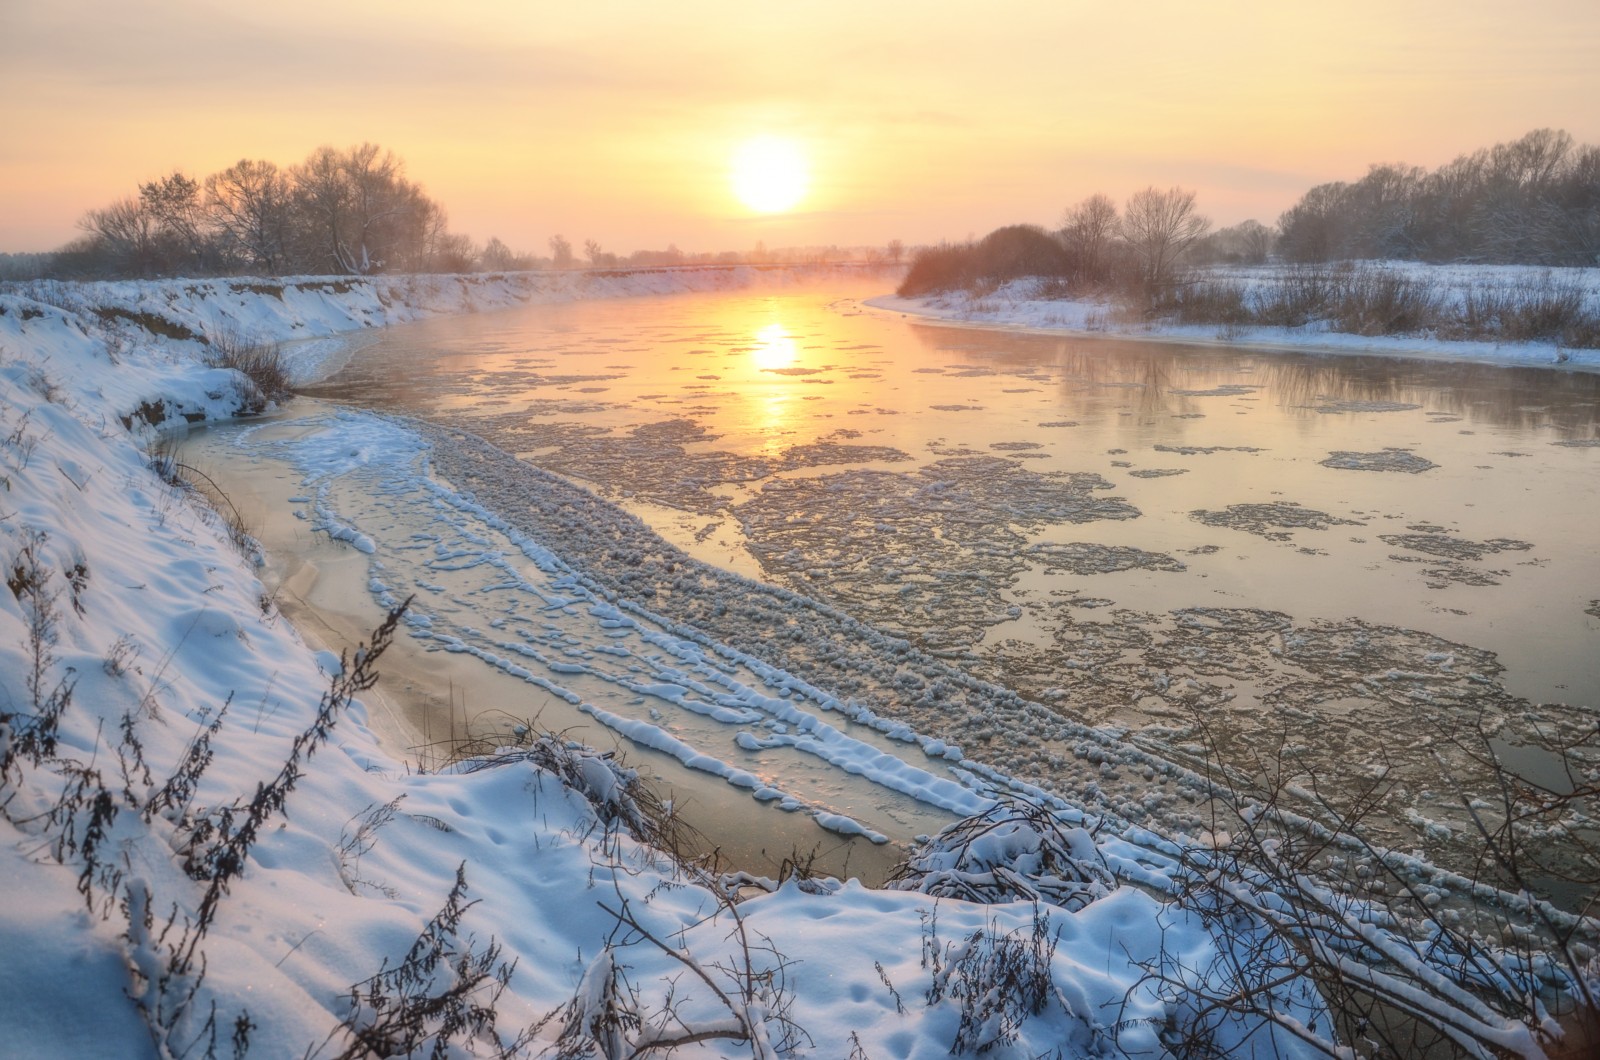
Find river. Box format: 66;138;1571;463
179;276;1600;883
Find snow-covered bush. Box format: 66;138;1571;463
887;790;1116;911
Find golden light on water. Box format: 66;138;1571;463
751;322;799;370
730;137;808;214
747;322;800;450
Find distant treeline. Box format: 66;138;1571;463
899;186;1247;299
900;129;1600;301
33;144;471;279
1278;129;1600;265
0;143;889;282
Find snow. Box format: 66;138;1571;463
0;266;1568;1057
870;262;1600;372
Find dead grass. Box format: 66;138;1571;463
202;328;292;411
1147;264;1600;349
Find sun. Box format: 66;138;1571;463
730;136;807;214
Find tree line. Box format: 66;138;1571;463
11;128;1597;284
899;128;1600;300
1277;128;1600;265
899;185;1245;299
52;144;475;279
0;142;901;282
13;143;721;280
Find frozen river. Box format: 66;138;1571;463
186;277;1600;876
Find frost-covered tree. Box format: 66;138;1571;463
1278;128;1600;265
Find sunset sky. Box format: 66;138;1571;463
3;0;1598;257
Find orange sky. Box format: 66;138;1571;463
3;0;1598;256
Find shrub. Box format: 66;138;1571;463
899;242;981;297
2;528;76;787
887;790;1116;911
921;903;1090;1055
1151;279;1253;326
448;731;688;860
899;225;1071;297
1251;264;1337;327
1135;713;1600;1059
202;328;292;411
1448;274;1600;347
325;863;518;1060
145;443;261;562
1326;268;1444;336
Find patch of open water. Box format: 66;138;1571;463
189;279;1600;880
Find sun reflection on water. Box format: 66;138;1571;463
751;322;798;371
749;323;800;452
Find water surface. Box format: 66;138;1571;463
212;279;1600;864
307;282;1600;702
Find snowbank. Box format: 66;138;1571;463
871;262;1600;372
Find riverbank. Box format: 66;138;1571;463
870;261;1600;373
0;269;1582;1057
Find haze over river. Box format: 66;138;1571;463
185;278;1600;874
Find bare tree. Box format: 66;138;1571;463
289;144;424;275
59;143;474;278
429;231;478;274
1121;185;1211;294
1059;193;1119;284
1276;128;1599;266
138;172;211;272
1235;219;1276;263
479;236;515;271
1194;219;1276;265
291;146;354;273
417;196;458;272
205;159;292;274
78;173;214;277
627;243;686;267
548;234;573;269
1487;127;1574;189
79;197;160;276
334;143;414;274
580;239;619;267
1278;182;1349;262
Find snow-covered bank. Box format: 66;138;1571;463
871;262;1600;372
0;271;1583;1057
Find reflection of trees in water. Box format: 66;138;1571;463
905;322;1600;436
1257;358;1600;435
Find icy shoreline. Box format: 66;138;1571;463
869;262;1600;373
